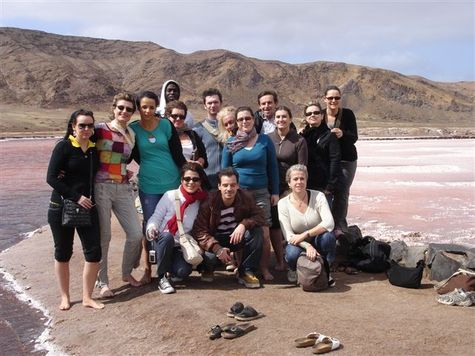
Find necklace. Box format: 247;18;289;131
291;191;307;208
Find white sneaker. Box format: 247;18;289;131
158;276;175;294
287;270;298;283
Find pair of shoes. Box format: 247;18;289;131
207;323;255;340
158;276;175;294
238;271;261;289
294;332;327;348
437;288;474;307
287;270;298;283
201;270;214;282
328;276;336;288
227;303;263;321
313;336;341;354
207;323;235;340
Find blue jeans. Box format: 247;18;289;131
285;231;336;271
139;190;164;232
201;227;263;275
152;232;192;278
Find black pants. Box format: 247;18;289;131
48;202;101;262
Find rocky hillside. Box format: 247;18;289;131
0;27;473;125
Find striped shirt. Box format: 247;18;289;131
216;207;237;236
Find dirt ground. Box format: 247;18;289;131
1;217;474;356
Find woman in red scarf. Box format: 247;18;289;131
145;163;208;294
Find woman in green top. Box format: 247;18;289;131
129;90;186;282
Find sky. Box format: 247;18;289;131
1;0;474;82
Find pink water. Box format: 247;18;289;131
0;138;474;353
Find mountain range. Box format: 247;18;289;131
0;27;473;126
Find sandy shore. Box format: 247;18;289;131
1;217;474;356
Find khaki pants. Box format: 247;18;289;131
95;182;143;286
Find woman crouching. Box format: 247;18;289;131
278;164;336;286
145;162;208;294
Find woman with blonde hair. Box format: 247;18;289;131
217;106;237;144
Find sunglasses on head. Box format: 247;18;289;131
116;105;134;113
236;116;253;122
305;111;321;117
183;176;201;182
326;96;341;101
170;113;185;120
77;123;94;129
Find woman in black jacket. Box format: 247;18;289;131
322;85;358;235
46;109;103;310
300;102;343;205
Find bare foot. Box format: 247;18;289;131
139;270;152;285
83;298;105;309
59;296;71;311
99;285;114;298
122;274;142;287
261;269;274;281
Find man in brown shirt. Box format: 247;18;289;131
192;168;264;288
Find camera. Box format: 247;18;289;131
148;249;156;264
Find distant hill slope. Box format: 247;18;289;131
0;27;473;125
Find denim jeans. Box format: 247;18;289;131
202;227;263;275
152;232;192;278
139;190;164;231
285;231;336;271
332;160;357;232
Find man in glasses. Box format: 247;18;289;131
156;80;195;127
192;88;223;189
192;168;264;288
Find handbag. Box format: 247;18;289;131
297;254;328;292
61;151;93;227
174;191;203;266
387;259;425;289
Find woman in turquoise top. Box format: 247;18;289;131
129;90;186;283
221;106;279;281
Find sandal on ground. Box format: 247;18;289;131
312;336;341;354
221;323;256;339
234;306;263;321
207;323;236;340
226;302;244;318
294;332;327;348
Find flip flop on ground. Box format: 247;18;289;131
221;323;256;339
234;306;264;321
294;332;327;348
312;336;341;354
226;302;244;318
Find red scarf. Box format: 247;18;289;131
166;185;208;235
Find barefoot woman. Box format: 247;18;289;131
46;109;104;310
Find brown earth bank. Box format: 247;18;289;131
1;220;473;356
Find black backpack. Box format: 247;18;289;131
349;236;391;273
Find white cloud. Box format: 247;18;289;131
2;0;474;81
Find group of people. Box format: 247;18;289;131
46;81;358;309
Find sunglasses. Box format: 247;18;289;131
183;176;201;182
170;113;185;120
116;105;134;113
78;123;95;130
305;111;321;117
236;116;253;122
326;96;341;101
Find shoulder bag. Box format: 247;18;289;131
174;190;203;266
